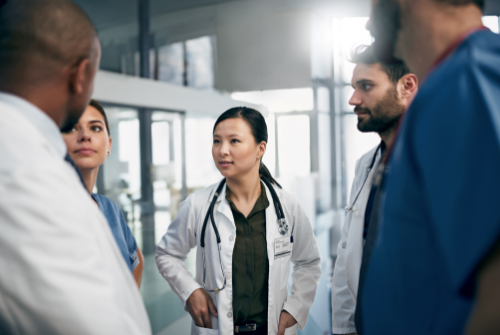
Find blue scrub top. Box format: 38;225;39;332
363;30;500;334
92;194;139;273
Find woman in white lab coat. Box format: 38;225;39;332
156;107;321;335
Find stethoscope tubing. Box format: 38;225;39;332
345;144;381;213
200;176;287;292
200;179;226;248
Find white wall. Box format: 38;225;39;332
92;70;266;117
215;1;313;91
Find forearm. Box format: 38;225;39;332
155;248;201;305
283;258;322;328
466;240;500;334
331;236;357;332
133;247;144;288
466;306;500;335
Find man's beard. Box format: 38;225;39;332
369;0;403;65
355;87;405;134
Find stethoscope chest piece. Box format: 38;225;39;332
278;218;289;235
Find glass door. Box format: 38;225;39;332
98;105;189;333
151;111;186;244
99;106;143;244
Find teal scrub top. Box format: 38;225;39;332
363;29;500;334
92;194;139;273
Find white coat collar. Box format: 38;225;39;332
213;179;283;204
215;184;233;223
214;179;283;229
0;91;67;158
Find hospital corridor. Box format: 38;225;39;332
1;0;500;334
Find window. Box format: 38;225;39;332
186;36;215;89
157;42;184;85
332;17;380;204
482;16;499;33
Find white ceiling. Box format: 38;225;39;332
74;0;500;32
73;0;247;30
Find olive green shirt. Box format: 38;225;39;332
226;183;270;324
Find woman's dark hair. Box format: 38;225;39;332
213;107;281;188
89;99;110;136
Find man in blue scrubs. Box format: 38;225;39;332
361;0;500;334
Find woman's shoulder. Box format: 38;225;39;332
181;181;221;210
92;194;122;215
267;184;301;210
277;187;299;203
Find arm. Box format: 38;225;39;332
465;239;500;334
409;64;500;335
331;161;362;334
156;194;217;328
331;217;358;334
281;197;322;330
0;165;149;335
133;246;144;288
155;195;202;304
119;207;143;289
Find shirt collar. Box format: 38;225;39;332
0;91;67;158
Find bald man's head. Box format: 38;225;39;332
0;0;101;132
0;0;97;81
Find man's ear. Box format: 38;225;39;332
399;73;418;99
69;58;91;96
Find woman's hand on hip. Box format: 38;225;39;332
186;288;218;328
277;310;297;335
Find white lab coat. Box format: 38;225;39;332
0;95;151;335
156;181;322;335
331;145;381;334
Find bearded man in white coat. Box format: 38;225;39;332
331;44;417;335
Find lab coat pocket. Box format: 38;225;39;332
284;323;299;335
193;323;218;335
280;253;292;289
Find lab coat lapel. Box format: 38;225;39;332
216;184;235;226
264;182;280;270
345;148;382;292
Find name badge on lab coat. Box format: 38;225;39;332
274;236;292;258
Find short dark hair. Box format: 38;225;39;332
349;44;411;84
0;0;96;83
89;100;111;136
434;0;484;10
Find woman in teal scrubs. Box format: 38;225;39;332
63;100;144;287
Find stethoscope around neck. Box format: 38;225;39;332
200;176;288;293
345;144;381;213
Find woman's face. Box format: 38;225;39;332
62;105;112;172
212;118;266;180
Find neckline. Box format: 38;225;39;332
428;26;488;77
383;26;489;165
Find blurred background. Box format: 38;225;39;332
73;0;500;333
